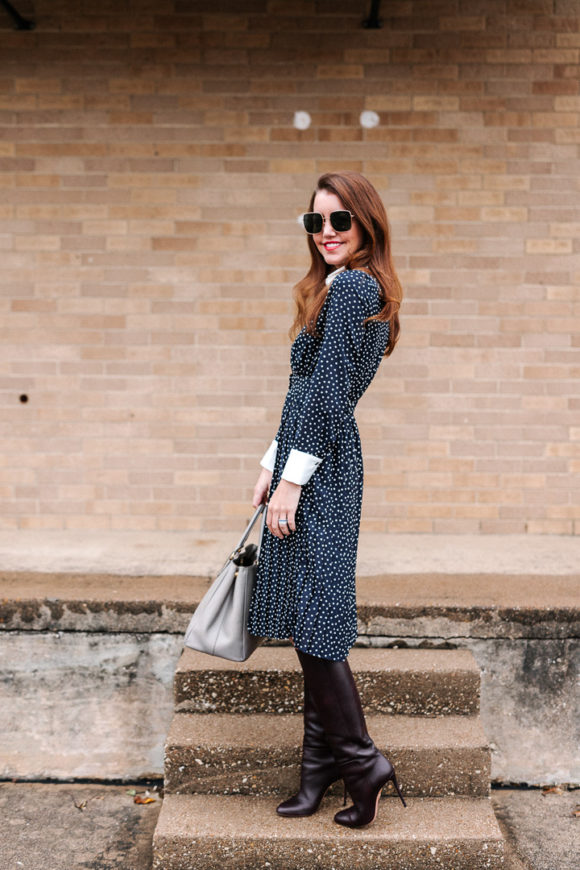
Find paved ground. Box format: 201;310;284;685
0;783;577;870
491;788;580;870
0;783;161;870
0;529;578;577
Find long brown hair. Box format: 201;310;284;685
290;171;402;356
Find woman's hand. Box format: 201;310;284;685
252;467;273;509
267;478;301;538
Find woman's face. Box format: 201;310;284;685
311;189;364;269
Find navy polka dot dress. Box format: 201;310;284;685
248;269;391;661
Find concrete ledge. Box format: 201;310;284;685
1;543;577;785
0;571;202;633
1;570;577;639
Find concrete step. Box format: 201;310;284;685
174;647;480;716
152;794;505;870
164;712;490;798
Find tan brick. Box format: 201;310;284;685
501;474;547;488
556;32;580;48
456;505;499;519
440;17;486;31
555;128;580;144
387;519;433;533
549;222;580;238
486;50;533;64
14;236;61;251
434;206;481;221
109;78;163;94
409;223;456;237
130;188;178;204
365;96;412;111
526;239;573;254
268;159;317;173
408;505;455;518
437;174;482;191
108;111;154;125
13;174;60;188
202;14;247;30
489;112;535;128
479;490;523;505
20;516;64;530
432;239;478;253
534;112;578;127
483;175;530;190
532;80;579;95
82;220;128;235
458;191;504;206
481;207;528;222
546;443;580;457
532;49;579;63
554;96;580;111
412;96;460;111
461;159;507;174
318;128;363;143
433;519;483;533
317;65;364;79
527;520;574;534
547;505;580;519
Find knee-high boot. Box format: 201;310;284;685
276;684;340;816
297;648;406;828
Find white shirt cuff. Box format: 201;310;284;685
260;440;278;472
281;448;322;485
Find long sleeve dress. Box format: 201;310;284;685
247;268;391;661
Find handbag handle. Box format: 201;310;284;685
256;503;268;561
229;503;267;562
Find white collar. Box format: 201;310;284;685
325;266;345;287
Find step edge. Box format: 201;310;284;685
176;647;481;675
165;712;489;750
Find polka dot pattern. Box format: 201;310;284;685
248;270;391;661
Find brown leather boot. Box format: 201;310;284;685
297;649;406;828
277;684;340;817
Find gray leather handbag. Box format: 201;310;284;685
184;504;267;661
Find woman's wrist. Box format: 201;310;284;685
279;478;301;490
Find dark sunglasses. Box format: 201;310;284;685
301;210;355;234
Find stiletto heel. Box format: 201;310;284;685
390;771;406;808
343;782;347;806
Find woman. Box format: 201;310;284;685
248;171;403;828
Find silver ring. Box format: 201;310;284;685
279;518;288;524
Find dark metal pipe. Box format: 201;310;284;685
0;0;36;30
363;0;382;29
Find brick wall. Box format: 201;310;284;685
0;0;578;533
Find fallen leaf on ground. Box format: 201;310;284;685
134;795;156;804
73;799;88;811
542;786;564;795
572;806;580;818
126;788;138;796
